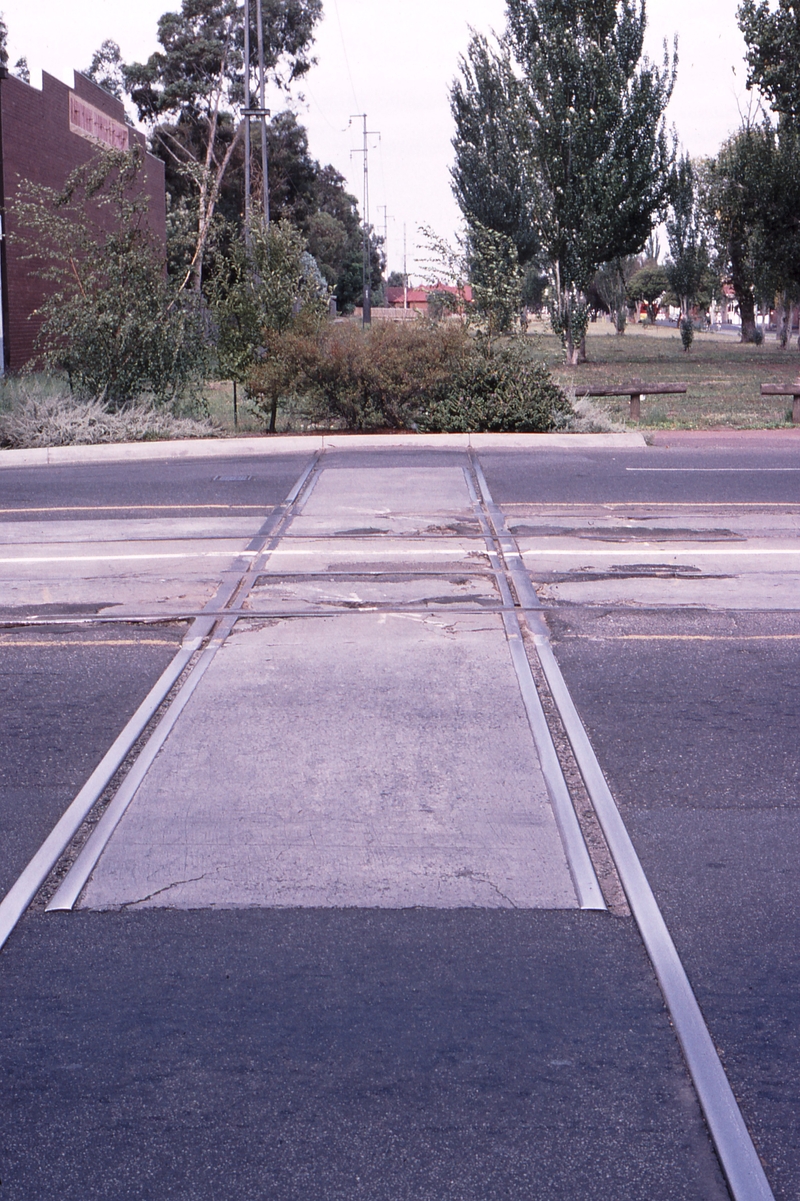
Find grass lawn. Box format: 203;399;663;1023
537;319;800;429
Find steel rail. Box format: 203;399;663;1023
0;454;321;948
463;466;605;912
45;456;322;913
470;454;775;1201
46;619;236;912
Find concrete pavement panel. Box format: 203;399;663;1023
80;612;577;910
79;464;578;911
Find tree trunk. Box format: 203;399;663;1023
565;327;578;365
777;293;790;348
729;248;757;342
736;287;757;342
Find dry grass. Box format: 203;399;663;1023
532;319;800;429
0;383;222;448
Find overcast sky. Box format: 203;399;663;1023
4;0;751;278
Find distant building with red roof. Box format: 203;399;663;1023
384;282;473;315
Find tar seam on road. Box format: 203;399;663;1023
0;454;321;945
462;464;605;913
469;455;775;1201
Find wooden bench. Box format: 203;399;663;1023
573;382;688;420
760;383;800;424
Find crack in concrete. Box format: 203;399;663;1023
119;874;207;910
453;868;518;908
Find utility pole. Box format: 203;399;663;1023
255;0;269;224
403;223;408;310
243;0;270;233
350;114;379;326
242;0;251;246
378;204;389;257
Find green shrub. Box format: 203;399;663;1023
679;316;694;352
417;339;571;433
247;319;471;430
13;150;209;409
246;320;570;433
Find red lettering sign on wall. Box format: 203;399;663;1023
68;93;129;151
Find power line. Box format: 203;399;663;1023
333;0;360;111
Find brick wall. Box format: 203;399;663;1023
0;69;166;371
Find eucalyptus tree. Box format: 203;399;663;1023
123;0;322;291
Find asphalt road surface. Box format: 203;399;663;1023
0;436;797;1200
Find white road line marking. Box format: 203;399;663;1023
0;545;486;566
0;550;258;564
626;467;800;472
519;547;800;556
0;639;178;648
569;634;800;642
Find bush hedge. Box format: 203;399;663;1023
247;321;570;433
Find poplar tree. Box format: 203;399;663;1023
664;155;709;321
452;0;675;363
736;2;800;344
450;33;540;266
738;0;800;122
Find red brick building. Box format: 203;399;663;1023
0;69;166;372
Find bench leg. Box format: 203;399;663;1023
629;393;642;421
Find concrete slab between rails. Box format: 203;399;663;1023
78;614;579;911
0;430;646;469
